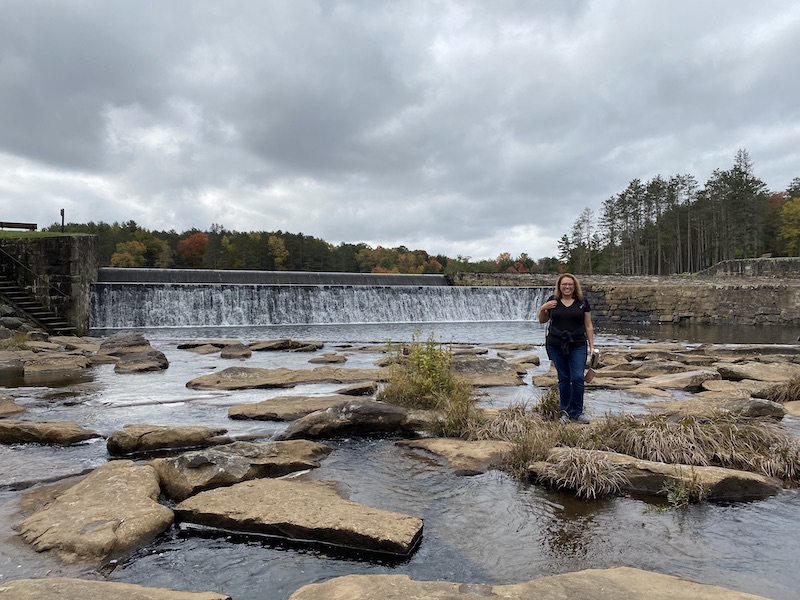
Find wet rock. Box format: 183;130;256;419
219;343;252;359
97;330;153;358
0;419;100;445
276;400;419;440
174;478;423;556
150;440;333;501
308;352;347;364
397;438;513;475
451;356;523;386
529;448;783;502
0;578;231;599
488;343;535;351
0;395;25;417
114;349;169;373
16;460;174;564
248;339;324;352
177;340;242;350
228;394;361;421
107;424;230;455
21;353;90;375
186;365;390;390
647;397;785;419
335;381;378;396
286;567;772;600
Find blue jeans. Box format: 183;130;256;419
547;343;587;418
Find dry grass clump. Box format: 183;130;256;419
585;412;800;484
537;448;629;499
0;331;28;349
761;376;800;404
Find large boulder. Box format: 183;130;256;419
397;438;513;475
114;350;169;373
0;577;230;599
0;420;100;445
186;366;389;390
16;460;174;564
275;400;421;440
286;567;771;600
106;424;230;455
150;440;333;501
529;448;783;502
96;331;153;360
174;478;423;556
228;394;363;421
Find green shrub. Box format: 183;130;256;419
378;332;480;438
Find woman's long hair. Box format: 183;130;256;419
554;273;584;301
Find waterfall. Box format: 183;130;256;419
90;283;550;328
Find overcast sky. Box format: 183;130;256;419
2;1;799;261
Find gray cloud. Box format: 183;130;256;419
1;0;798;260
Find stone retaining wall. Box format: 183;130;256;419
450;272;800;326
0;235;98;335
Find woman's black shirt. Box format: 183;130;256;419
546;296;591;348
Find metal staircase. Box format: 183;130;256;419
0;276;77;335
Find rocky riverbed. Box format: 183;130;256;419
1;328;799;600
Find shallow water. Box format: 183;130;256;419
1;321;799;599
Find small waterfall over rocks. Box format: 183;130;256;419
90;269;549;328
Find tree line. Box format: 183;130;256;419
44;149;799;276
44;220;558;275
561;149;800;275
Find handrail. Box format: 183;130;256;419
0;245;70;299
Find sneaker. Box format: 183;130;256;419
572;413;590;425
559;410;570;424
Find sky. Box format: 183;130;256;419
2;1;799;261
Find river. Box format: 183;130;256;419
0;320;798;599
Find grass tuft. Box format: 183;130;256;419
538;448;629;499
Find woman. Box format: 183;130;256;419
537;273;594;424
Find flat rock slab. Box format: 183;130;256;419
398;438;513;475
228;394;361;421
115;350;170;373
0;419;101;445
17;460;174;564
287;567;770;599
647;397;785;419
107;424;230;455
451;356;523;386
22;353;91;374
639;369;720;392
529;448;783;502
276;400;418;440
175;478;423;556
186;366;389;390
0;577;230;599
248;339;324;352
150;440;334;501
714;361;800;382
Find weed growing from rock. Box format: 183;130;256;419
761;376;800;404
378;332;480;438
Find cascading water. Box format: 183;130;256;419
90;283;550;328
